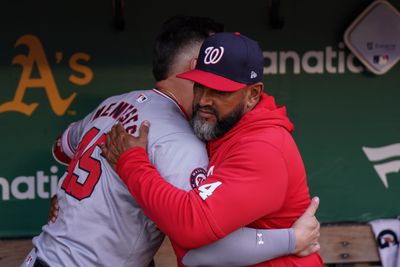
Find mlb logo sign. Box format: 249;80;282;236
373;55;389;65
136;94;148;103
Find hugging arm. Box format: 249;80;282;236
182;197;320;266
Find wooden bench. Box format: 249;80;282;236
0;238;32;267
1;224;382;267
319;224;381;267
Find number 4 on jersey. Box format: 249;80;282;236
198;181;222;200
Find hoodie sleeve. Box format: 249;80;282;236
116;140;288;249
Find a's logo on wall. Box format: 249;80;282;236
377;229;399;249
362;143;400;188
204;46;224;64
0;34;93;116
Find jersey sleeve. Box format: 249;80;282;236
52;110;96;165
147;132;208;191
116;140;289;249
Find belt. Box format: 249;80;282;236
33;258;50;267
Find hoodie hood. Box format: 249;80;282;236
207;92;294;155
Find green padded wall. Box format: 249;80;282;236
0;0;399;236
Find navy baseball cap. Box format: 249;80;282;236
177;32;264;92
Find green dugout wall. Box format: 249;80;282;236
0;0;399;237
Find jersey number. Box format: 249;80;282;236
62;127;105;200
198;181;222;200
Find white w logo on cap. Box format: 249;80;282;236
204;46;224;64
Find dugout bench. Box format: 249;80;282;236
0;224;382;266
319;224;381;267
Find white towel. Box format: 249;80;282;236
369;219;400;267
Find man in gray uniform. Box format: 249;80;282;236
22;16;320;267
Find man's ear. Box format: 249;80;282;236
245;83;264;112
189;58;197;70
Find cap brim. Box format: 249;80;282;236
177;69;246;92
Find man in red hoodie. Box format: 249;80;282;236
102;32;323;266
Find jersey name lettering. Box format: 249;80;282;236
92;101;138;134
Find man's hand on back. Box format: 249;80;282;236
101;121;150;168
48;195;59;224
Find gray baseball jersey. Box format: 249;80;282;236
32;89;209;267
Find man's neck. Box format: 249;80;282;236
157;87;180;104
156;79;193;118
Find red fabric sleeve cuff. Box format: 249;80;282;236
52;136;72;166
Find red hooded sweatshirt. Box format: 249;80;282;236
116;93;323;266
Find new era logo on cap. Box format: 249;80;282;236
177;32;264;92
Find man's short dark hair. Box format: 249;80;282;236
152;15;224;81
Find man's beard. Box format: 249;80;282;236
191;101;245;142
